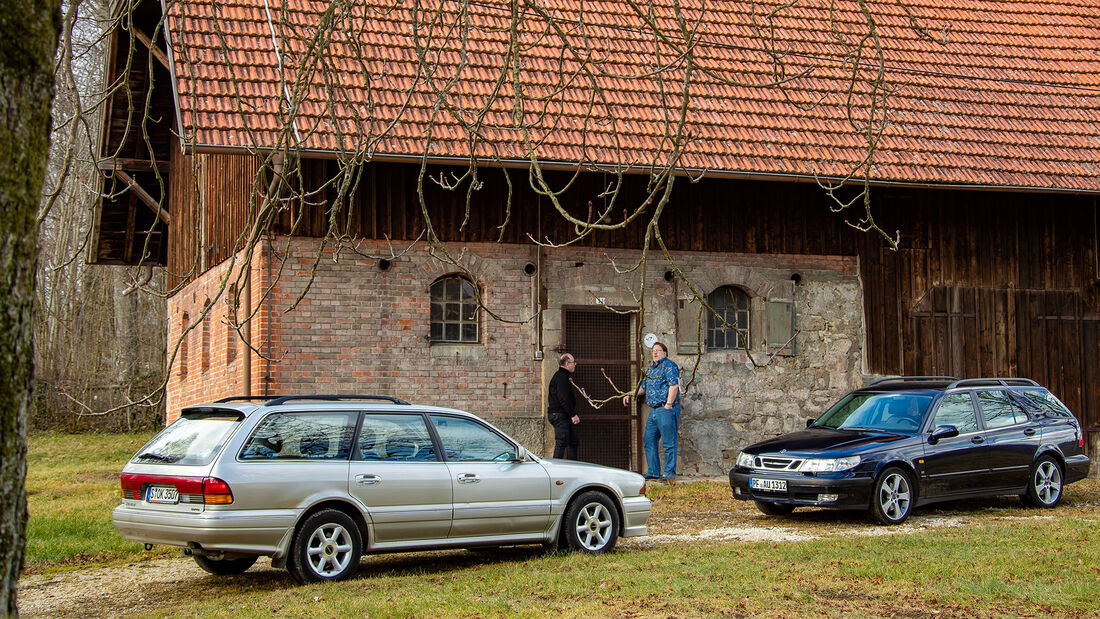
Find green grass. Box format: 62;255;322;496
24;431;172;569
144;514;1100;618
21;433;1100;617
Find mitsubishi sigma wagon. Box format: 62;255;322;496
113;395;651;583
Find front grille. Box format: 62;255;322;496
755;455;803;470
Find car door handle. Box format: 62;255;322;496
355;474;382;486
970;436;985;444
457;473;480;484
1024;428;1037;436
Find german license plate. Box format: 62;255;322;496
146;486;179;504
750;478;787;492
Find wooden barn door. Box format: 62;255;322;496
562;307;639;470
909;287;1099;454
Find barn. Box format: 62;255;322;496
93;0;1100;474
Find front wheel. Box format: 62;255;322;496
1022;455;1063;508
754;501;795;516
193;554;257;575
287;509;363;584
871;466;914;525
563;491;620;553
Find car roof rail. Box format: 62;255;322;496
262;394;411;406
865;376;958;387
945;377;1041;389
216;396;278;403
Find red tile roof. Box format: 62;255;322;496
165;0;1100;192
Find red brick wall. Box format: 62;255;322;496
166;238;542;424
166;245;263;420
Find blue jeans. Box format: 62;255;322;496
643;403;680;478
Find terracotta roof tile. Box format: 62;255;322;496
166;0;1100;191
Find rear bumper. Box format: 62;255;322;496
728;468;874;509
112;503;297;556
1064;454;1091;485
621;495;652;537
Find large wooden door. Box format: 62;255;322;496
562;307;639;470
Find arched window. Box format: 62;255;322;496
707;286;750;349
430;276;479;342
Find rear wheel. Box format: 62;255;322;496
193;554;257;575
1022;455;1063;508
287;509;362;584
871;467;914;525
754;501;795;516
563;491;620;553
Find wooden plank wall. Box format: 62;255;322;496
169;157;1100;435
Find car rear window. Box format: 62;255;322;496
131;410;243;466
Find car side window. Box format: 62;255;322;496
429;415;516;462
932;393;979;434
356;414;438;462
976;390;1028;429
239;412;356;460
1017;389;1073;418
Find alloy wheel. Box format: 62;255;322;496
305;523;355;578
1033;460;1063;506
878;471;911;522
573;502;614;551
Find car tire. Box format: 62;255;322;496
754;500;795;516
563;490;620;554
287;509;363;584
870;466;914;525
193;554;257;575
1022;455;1063;508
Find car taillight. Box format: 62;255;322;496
203;477;233;505
1080;436;1085;448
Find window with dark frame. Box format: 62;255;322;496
706;286;750;349
430;276;479;343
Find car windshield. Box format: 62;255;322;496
132;411;242;466
813;392;935;432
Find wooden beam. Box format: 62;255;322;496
97;158;163;173
133;28;170;70
114;169;171;225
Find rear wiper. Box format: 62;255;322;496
136;452;179;463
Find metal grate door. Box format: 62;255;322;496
563;307;638;470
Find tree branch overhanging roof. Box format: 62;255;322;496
164;0;1100;192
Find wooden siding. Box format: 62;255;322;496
167;151;260;289
168;158;1100;434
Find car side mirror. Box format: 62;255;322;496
929;425;959;444
806;417;817;428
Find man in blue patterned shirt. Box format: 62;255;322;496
623;342;680;483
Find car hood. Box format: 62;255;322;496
745;427;911;456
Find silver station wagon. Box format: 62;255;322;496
113;395;651;583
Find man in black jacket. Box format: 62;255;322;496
547;353;580;459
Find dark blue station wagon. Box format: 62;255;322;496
729;377;1090;524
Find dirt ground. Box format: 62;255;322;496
16;479;1095;618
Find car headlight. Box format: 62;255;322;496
736;452;755;468
800;456;861;472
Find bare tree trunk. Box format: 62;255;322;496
0;1;62;614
